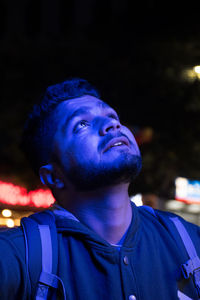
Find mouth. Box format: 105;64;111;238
103;136;130;153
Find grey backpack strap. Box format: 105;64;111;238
36;224;58;300
170;217;200;298
141;205;200;298
21;210;66;300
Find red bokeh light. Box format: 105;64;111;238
0;181;55;208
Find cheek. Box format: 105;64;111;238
70;137;99;159
122;126;140;151
122;126;136;142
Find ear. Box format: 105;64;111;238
39;164;64;189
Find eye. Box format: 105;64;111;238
74;120;90;132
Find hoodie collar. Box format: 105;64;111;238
50;201;140;249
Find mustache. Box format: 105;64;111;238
99;132;132;152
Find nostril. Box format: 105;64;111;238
100;118;121;135
105;125;114;132
105;121;121;133
116;123;121;129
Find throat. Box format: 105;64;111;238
72;197;132;245
58;183;132;244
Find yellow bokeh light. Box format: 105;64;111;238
182;67;200;81
193;66;200;74
6;219;15;228
2;209;12;218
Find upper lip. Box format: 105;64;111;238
103;136;130;153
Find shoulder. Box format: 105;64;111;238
138;205;199;225
138;205;199;226
0;227;28;299
138;205;200;244
0;226;25;258
0;226;24;243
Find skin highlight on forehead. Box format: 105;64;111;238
63;95;110;114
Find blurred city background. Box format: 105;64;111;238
1;0;200;227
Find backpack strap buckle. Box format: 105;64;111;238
36;283;49;300
182;256;200;279
36;272;59;300
182;257;200;297
39;271;59;289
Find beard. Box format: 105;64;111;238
64;151;142;191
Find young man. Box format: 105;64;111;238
0;78;199;300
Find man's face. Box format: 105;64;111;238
53;95;142;191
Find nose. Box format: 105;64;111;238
99;118;121;135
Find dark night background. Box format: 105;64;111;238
1;0;200;200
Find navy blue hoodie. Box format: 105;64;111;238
0;202;199;299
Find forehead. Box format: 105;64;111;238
56;95;113;120
63;95;110;110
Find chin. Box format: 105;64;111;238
66;153;142;191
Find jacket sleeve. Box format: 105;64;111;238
0;227;30;300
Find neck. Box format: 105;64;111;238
57;183;132;244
